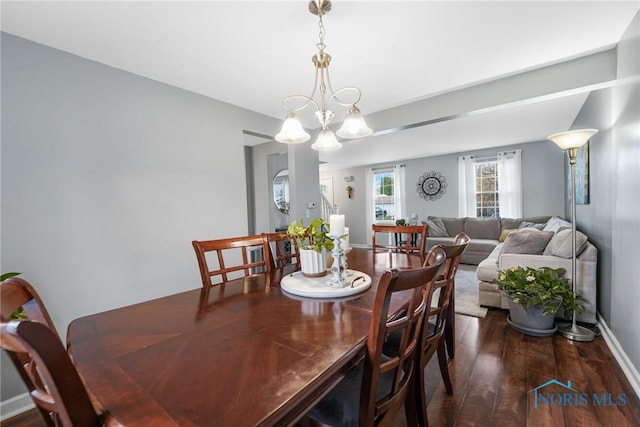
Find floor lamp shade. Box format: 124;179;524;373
548;129;598;342
548;129;597;151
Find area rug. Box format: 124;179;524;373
454;264;488;318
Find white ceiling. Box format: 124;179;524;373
2;1;639;169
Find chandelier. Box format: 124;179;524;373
275;0;373;151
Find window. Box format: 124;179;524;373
366;165;405;227
374;169;395;220
475;159;499;218
459;150;522;218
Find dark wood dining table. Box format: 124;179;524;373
67;248;425;426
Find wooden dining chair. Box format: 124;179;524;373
192;234;272;289
441;232;471;360
263;232;300;271
413;235;470;427
1;277;61;427
0;320;122;427
372;223;429;265
304;247;446;427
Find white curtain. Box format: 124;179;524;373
393;165;406;221
498;149;523;218
458;155;476;217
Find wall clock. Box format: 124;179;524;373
416;171;447;201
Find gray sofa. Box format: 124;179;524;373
476;218;597;324
423;216;551;265
424;215;597;324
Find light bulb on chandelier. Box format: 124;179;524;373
275;0;373;151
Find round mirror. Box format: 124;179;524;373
273;169;290;215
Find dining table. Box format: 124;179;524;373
67;248;426;426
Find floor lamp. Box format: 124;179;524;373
548;129;597;342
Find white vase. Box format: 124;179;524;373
300;249;327;278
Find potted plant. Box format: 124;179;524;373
285;219;334;277
494;266;584;335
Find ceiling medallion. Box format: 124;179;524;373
416;171;447;201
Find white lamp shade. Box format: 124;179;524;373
547;129;598;150
275;113;311;144
311;128;342;151
336;105;373;139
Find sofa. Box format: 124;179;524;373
476;217;597;324
423;215;551;265
424;215;597;324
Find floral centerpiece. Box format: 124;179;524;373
285;219;334;277
494;266;584;333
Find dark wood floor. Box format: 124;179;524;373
3;309;639;427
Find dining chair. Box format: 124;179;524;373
1;277;61;427
441;232;471;360
263;232;300;272
412;235;470;427
0;320;122;427
192;234;272;289
372;223;429;265
304;247;447;427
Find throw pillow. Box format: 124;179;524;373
543;216;572;234
543;228;589;258
498;228;517;242
501;229;554;255
425;218;448;237
519;221;546;230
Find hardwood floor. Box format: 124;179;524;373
3;309;639;427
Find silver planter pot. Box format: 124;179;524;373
506;295;557;336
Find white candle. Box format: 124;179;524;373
342;227;350;250
329;214;345;236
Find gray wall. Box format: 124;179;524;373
569;12;640;372
321;140;565;246
0;34;279;400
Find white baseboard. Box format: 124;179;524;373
350;243;370;249
0;392;34;421
597;313;640;399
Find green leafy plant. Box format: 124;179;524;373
1;272;27;320
285;218;334;253
1;272;21;281
395;218;406;226
494;266;584;318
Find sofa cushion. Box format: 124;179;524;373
465;218;501;240
498;228;518;242
523;215;552;224
501;229;554;255
500;218;523;230
519;221;546;230
543;216;572;233
543;228;589;258
424;218;448;237
476;244;503;282
429;216;464;236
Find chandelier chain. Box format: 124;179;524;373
317;11;325;50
